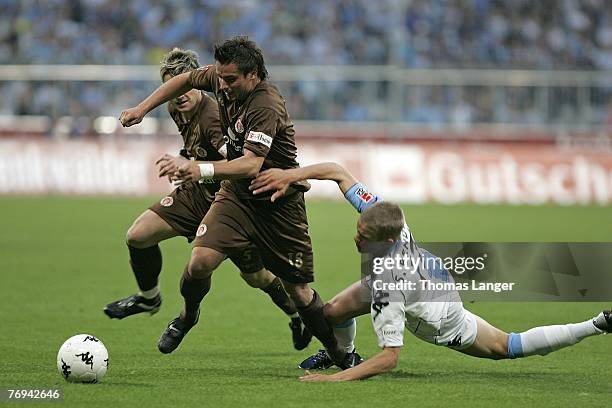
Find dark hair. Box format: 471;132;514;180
160;47;200;79
214;36;268;80
360;202;405;241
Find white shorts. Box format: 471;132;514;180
408;303;478;350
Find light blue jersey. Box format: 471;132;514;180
344;183;472;349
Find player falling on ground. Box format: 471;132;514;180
250;162;612;381
118;37;361;367
104;47;312;352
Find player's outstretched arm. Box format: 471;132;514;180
172;149;265;183
119;72;193;127
250;162;358;201
299;347;400;382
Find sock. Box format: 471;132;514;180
139;286;160;300
128;244;162;292
334;319;357;353
508;319;602;358
261;277;298;316
296;290;344;362
180;266;211;324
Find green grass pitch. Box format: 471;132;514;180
1;196;611;407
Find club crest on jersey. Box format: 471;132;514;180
196;224;207;237
235;118;244;134
355;187;374;203
160;196;174;207
195;146;207;159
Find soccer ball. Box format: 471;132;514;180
57;334;108;383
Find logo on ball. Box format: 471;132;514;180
160;196;174;207
196;224;207;237
57;334;108;383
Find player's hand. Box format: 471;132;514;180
119;106;146;127
173;161;201;184
250;168;292;202
299;370;341;382
156;154;188;178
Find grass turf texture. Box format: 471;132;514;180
0;196;611;407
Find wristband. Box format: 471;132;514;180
198;163;215;180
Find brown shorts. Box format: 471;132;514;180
149;182;263;274
193;185;314;283
149;182;217;241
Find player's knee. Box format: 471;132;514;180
126;223;153;249
323;300;344;325
492;336;510;360
323;295;358;325
188;248;220;279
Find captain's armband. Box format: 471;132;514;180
344;183;380;213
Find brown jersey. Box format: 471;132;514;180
168;91;225;161
188;66;309;200
168;91;225;201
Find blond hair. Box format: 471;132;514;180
160;47;200;80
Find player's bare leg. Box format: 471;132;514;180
324;281;371;325
127;209;180;248
158;246;224;354
240;269;312;350
460;310;611;360
459;314;509;359
104;210;179;319
299;281;370;369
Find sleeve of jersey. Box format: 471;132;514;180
204;114;225;153
344;183;381;214
243;108;277;158
371;300;406;348
188;65;215;92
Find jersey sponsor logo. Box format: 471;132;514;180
196;223;207;237
246;131;272;148
160;196;174;207
355;187;374;203
235;118;244;133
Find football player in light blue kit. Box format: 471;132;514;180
250;162;612;381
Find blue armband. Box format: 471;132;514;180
344;182;381;213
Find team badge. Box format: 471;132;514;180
235;118;244;133
160;196;174;207
355;187;374;203
195;146;207;159
196;224;208;237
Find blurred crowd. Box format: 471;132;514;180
0;0;610;134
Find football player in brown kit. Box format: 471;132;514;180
119;37;361;368
105;47;311;352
